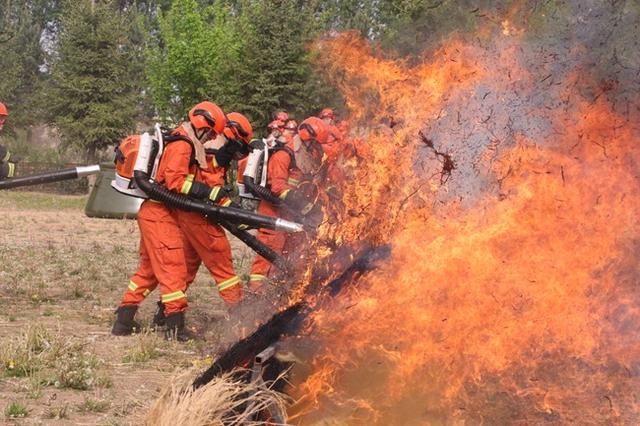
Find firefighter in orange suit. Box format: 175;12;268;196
248;117;329;291
178;112;253;307
0;102;17;180
112;101;227;341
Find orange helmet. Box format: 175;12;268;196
298;117;329;144
188;101;226;135
275;111;289;122
268;119;285;130
319;108;335;120
0;102;7;117
223;112;253;144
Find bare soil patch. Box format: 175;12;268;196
0;192;256;425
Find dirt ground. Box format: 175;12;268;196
0;191;258;425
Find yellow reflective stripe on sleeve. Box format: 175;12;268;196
249;274;266;282
142;289;150;297
180;174;195;194
212;156;219;168
128;281;138;292
209;186;221;201
7;162;15;178
287;177;300;187
301;202;314;215
217;276;240;291
279;189;291;200
161;290;186;303
2;151;10;162
220;198;232;207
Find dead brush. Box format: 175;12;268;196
145;369;289;426
0;324;55;377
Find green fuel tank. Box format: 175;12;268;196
84;162;142;219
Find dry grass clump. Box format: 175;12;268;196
0;324;57;377
0;324;110;390
145;369;289;426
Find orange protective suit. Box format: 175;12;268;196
168;129;242;306
119;148;192;315
248;149;304;290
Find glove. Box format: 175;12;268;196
189;181;230;203
207;185;230;204
283;189;314;214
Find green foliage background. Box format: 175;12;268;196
2;0;629;162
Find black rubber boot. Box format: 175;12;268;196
164;311;195;342
152;301;166;328
111;305;141;336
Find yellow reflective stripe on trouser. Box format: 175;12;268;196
217;276;240;291
180;174;195;194
279;189;291;200
161;290;186;303
7;162;15;178
2;151;10;162
249;274;266;282
209;186;221;201
287;177;300;187
128;280;138;292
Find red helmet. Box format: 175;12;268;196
223;112;253;144
275;111;289;122
268;119;285;130
284;119;298;131
319;108;335;120
188;101;226;135
0;102;7;117
298;117;329;144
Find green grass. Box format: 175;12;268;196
1;324;111;391
0;191;87;210
4;401;29;418
122;332;163;363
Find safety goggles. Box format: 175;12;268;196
298;123;317;142
193;109;217;129
226;120;249;139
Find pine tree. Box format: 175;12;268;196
235;0;328;129
47;0;139;161
0;0;59;131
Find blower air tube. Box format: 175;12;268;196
133;171;302;233
243;175;282;205
0;165;100;190
216;219;289;272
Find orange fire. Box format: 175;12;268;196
282;26;639;424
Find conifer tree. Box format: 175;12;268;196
48;0;139;161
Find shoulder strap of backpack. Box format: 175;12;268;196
269;145;296;170
163;133;197;167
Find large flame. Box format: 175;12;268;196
282;13;640;424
